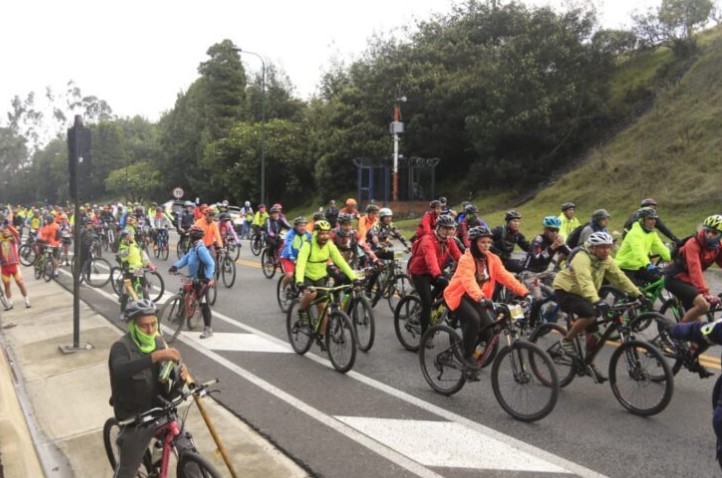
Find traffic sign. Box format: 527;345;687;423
172;187;184;199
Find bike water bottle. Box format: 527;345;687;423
159;360;174;384
341;291;350;310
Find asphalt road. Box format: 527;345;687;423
58;236;722;478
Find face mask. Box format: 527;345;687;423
128;320;157;353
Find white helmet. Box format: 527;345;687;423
586;231;614;246
379;208;393;218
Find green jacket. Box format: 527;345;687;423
295;234;355;282
252;211;269;227
558;214;581;241
118;240;147;270
553;245;640;303
615;222;671;271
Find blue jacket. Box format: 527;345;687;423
174;242;215;281
281;230;312;261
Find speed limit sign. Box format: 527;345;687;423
172;186;184;199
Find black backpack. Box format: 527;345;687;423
667;234;696;274
565;224;586;249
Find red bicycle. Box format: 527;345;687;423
103;379;222;477
158;273;215;343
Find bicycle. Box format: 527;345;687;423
153;227;171;261
70;248;113;288
111;265;165;304
276;276;299;313
338;272;376;352
286;283;358;373
225;237;241;261
176;232;191;259
103;379;222;478
214;247;236;288
33;245;57;282
393;292;461;352
260;240;283;280
250;229;265;256
528;297;674;416
367;249;412;312
158;273;213;343
18;234;38;266
419;299;560;422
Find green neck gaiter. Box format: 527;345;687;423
128;321;157;354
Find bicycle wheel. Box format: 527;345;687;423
230;241;241;261
351;295;375;352
528;323;576;387
160;237;170;261
102;417;153;476
84;257;112;288
276;276;295;313
110;267;124;297
144;270;165;303
491;341;559;422
627;312;679;377
387;273;412;313
19;244;36;266
0;289;9;311
659;298;685;324
153;240;160;258
177;451;223;478
158;294;185;343
326;310;357;373
34;259;43;280
286;300;313;354
419;325;467;395
261;248;276;279
609;340;674;416
250;235;262;256
394;295;423;351
221;256;236;288
207;282;217;306
43;258;54;282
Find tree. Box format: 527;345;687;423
633;0;714;55
105;161;162;202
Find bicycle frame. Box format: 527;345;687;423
569;302;638;369
306;284;353;334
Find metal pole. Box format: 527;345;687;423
392;102;400;202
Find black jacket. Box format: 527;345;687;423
108;335;164;420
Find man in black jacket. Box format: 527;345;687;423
623;198;679;243
491;209;530;273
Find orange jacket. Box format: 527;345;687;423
194;218;223;248
444;250;528;311
38;223;60;247
357;215;378;243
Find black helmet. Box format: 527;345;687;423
561;202;576;211
219;212;231;221
438;196;448;205
189;225;204;241
366;204;380;213
464;204;478;214
124;299;157;321
337;213;352;224
468;226;493;240
429;200;441;208
592;209;610;222
312;212;324;221
293;216;308;226
640;198;657;207
436;215;457;229
505;210;522;222
637;207;659;220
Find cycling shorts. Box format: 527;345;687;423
554;289;596;318
302;277;328;298
664;276;699;310
280;259;295;275
1;264;21;282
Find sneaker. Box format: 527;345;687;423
317;336;327;352
697;363;714;379
25;302;31;309
465;364;481;382
4;304;13;312
559;338;577;357
200;327;213;339
588;364;608;383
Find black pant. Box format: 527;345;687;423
622;267;662;287
456;294;494;360
411;274;445;335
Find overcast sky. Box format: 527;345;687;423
1;0;658;124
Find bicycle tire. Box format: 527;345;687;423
276;276;295;313
261;248;276;279
43;258;54;282
387;273;412;313
19;244;36;266
393;295;423;351
528;323;576;387
34;258;43;279
286;300;313;354
153;241;160;258
110;267;124;297
84;257;112;288
609;340;674;416
0;289;9;311
250;235;263;256
161;238;170;261
230;241;241;261
626;312;679;378
419;325;467;396
221;256;236;288
207;282;217;306
326;310;357;373
144;270;165;303
659;298;685;324
102;417;153;476
176;450;223;478
351;295;376;352
491;341;559;422
158;295;185;343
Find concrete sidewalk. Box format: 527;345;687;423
0;277;308;478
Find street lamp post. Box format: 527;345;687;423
233;47;267;205
390;96;406;202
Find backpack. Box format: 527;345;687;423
565;224;586;249
667;234;696;275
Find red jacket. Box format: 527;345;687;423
444;250;529;311
408;233;461;278
674;230;722;295
415;211;438;239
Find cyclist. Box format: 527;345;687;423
150;206;173;254
218;212;239;247
37;215;60;277
117;229;156;321
324;199;339;227
414;200;442;240
438;196;456;217
665;215;722;324
251;204;269;236
490;210;530;273
280;217;312;291
308;211;325;235
265;206;292;257
194;207;223;257
59;213;73;266
558;202;580;241
456;204;489;250
0;221;31;310
444;226;528;375
615;207;670;286
295;220;359;339
169;225;216;339
408;214;462;336
331;213;378;269
176;201;196;239
339;198;360;221
566;209;610;249
553;231;645;381
358;204;380;240
108;299;193;478
525;216;571;273
366;207;409;257
623;198;679;243
79;217;99;268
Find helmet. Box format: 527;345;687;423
592;209;610;222
366;204;379;213
637;207;659;220
561;202;576;211
269;206;281;213
429;200;441;209
338;213;352;224
272;203;283;210
124;299;157;321
258;203;266;210
219;213;231;221
640;198;657;208
314;220;332;232
586;231;615;246
345;198;357;207
46;215;54;223
436;215;457;229
379;208;393;218
81;217;92;225
703;215;722;233
312;212;324;221
542;216;562;229
244;201;250;207
464;204;478;214
189;225;204;241
468;226;493;240
439;196;448;205
505;210;522;222
293;216;308;226
119;229;131;238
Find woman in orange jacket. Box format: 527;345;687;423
444;226;529;366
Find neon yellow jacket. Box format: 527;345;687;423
558;214;580;241
553;245;640;303
252;211;269;227
295;234;355;282
118;240;147;270
615;222;671;271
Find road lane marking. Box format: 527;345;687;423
184;332;292;353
